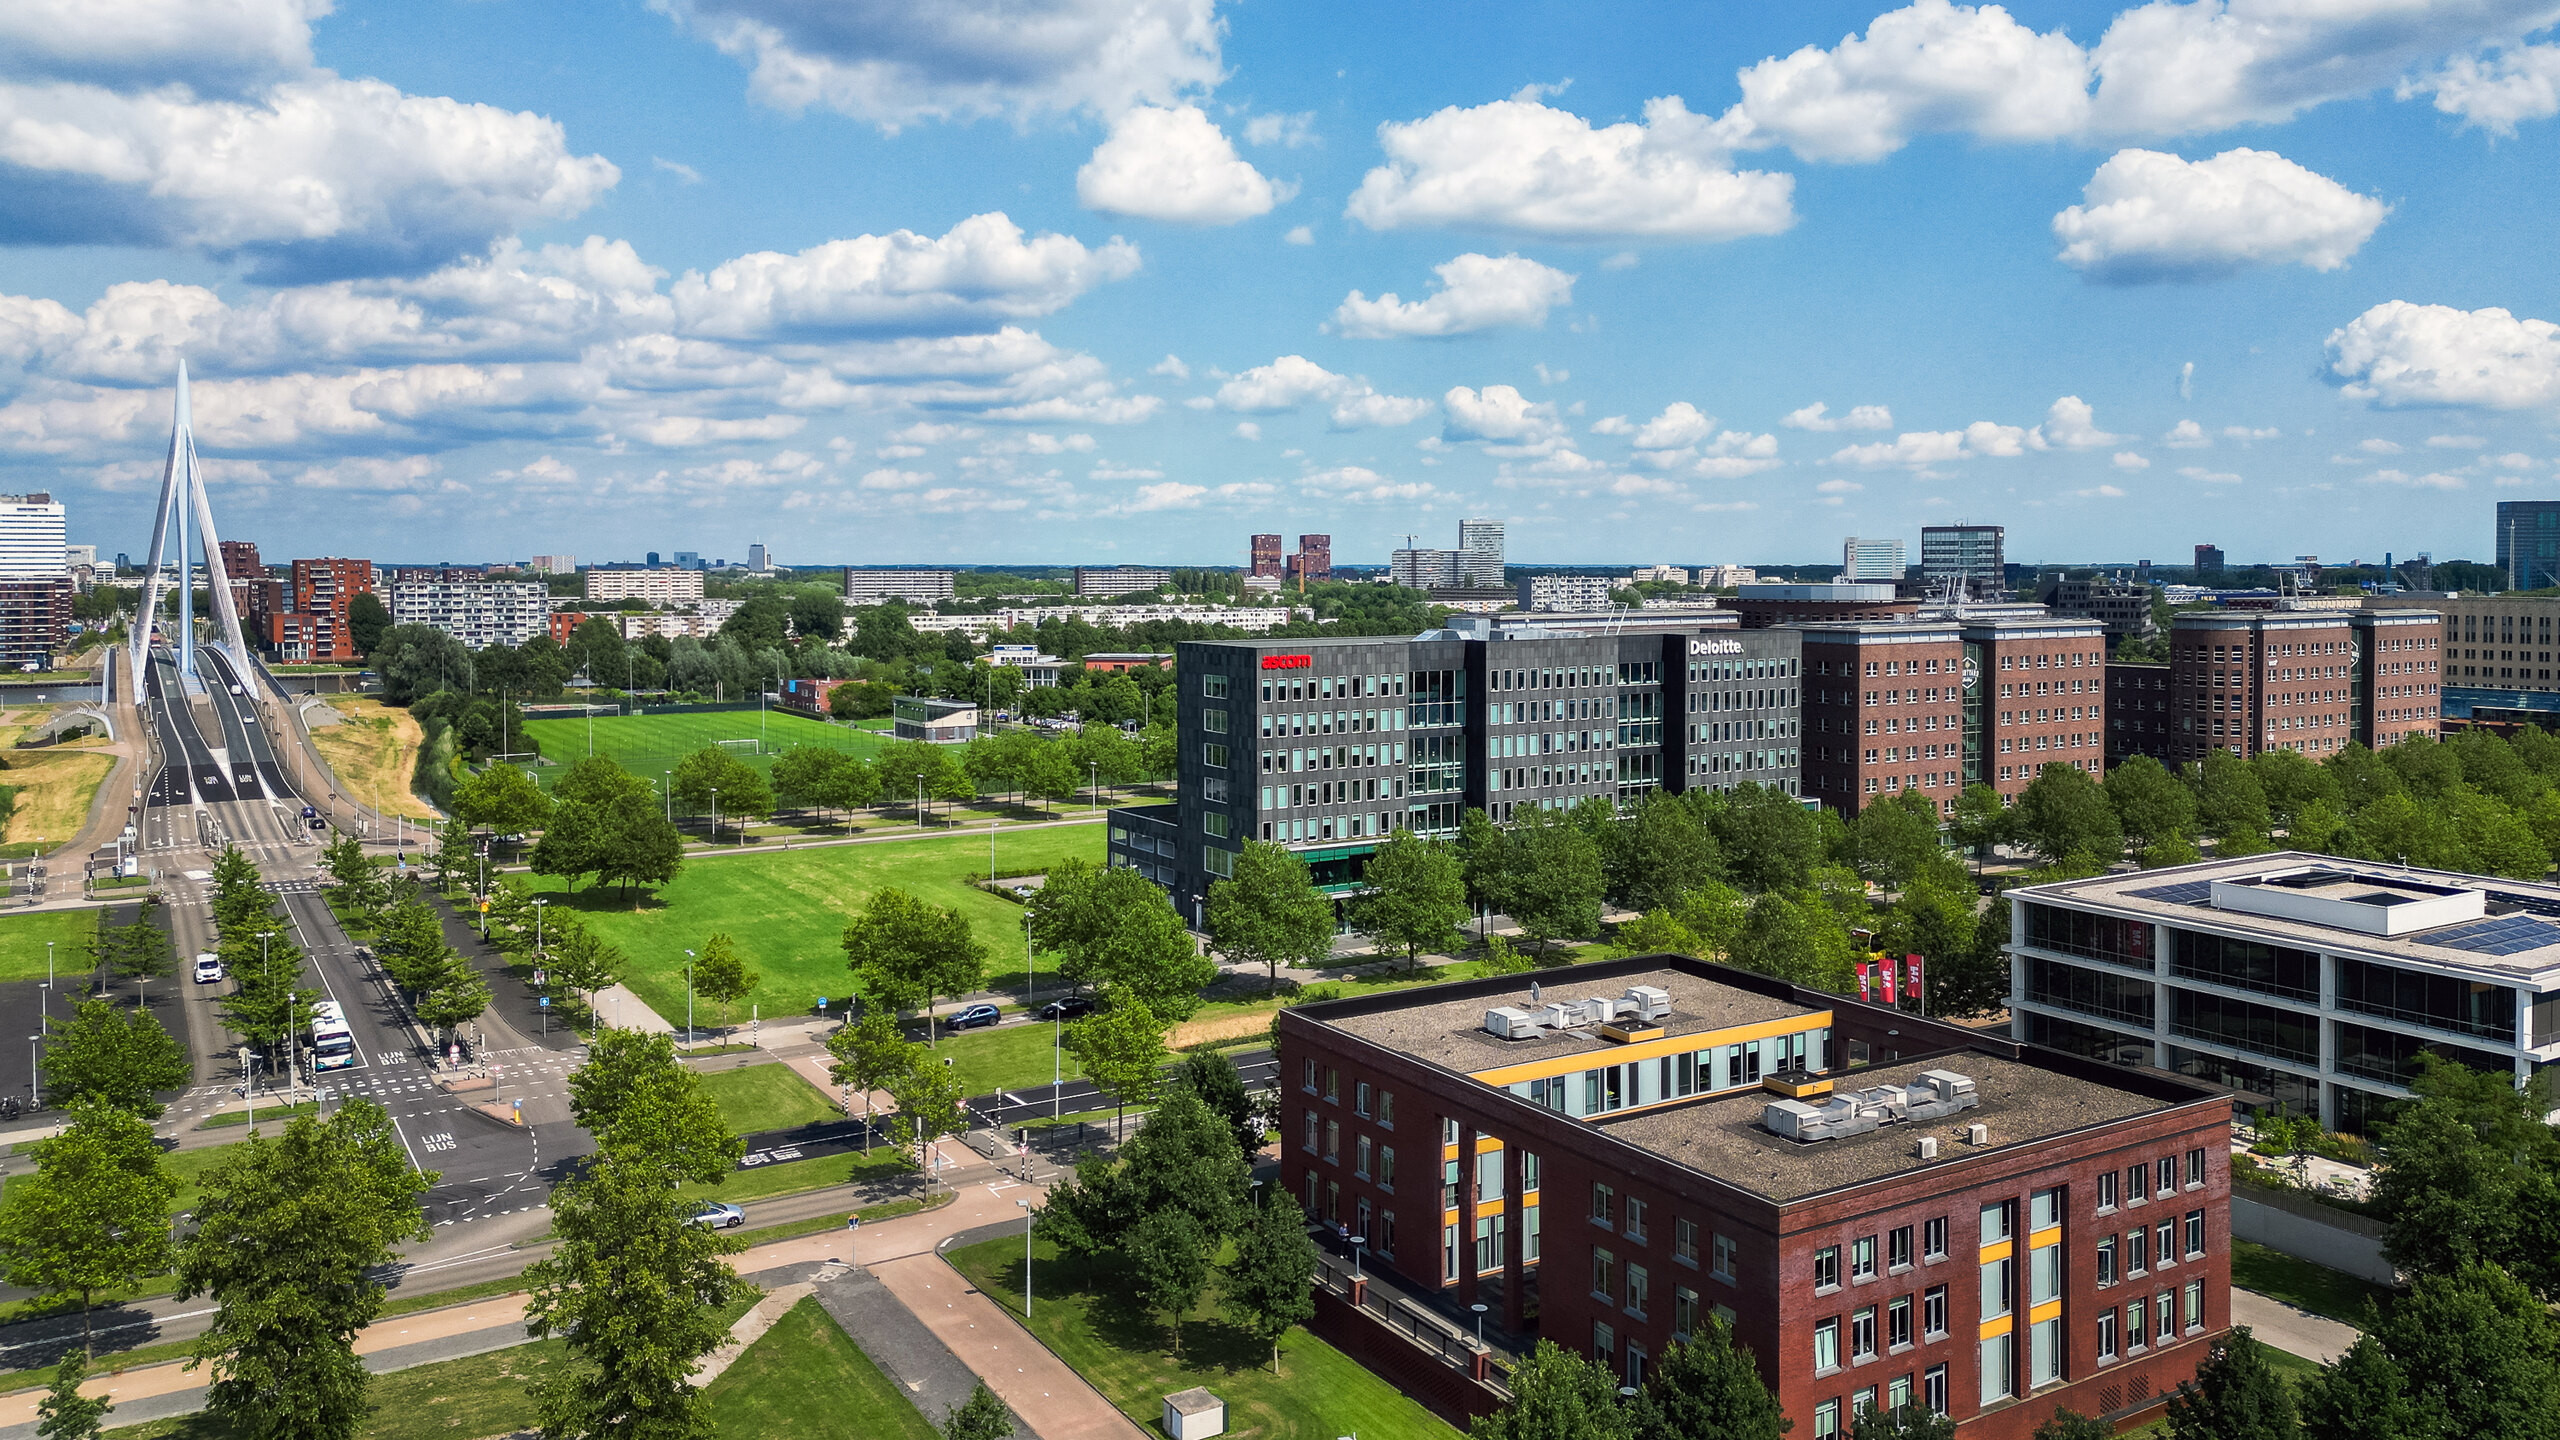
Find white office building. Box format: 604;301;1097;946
845;569;957;603
586;567;705;605
392;581;551;648
1457;518;1505;587
2008;853;2560;1132
0;495;67;578
1842;536;1905;582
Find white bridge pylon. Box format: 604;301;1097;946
128;361;253;700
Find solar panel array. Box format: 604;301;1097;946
2421;914;2560;956
2129;880;2215;907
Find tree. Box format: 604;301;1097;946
541;920;623;1032
209;844;270;932
216;924;319;1065
529;799;607;893
1070;1000;1166;1135
941;1383;1015;1440
568;1028;745;1182
826;1010;916;1155
428;817;475;891
414;953;493;1053
40;999;188;1117
2191;749;2272;853
1727;891;1854;991
1848;1404;1955;1440
1874;880;1975;1014
2028;1411;2110;1440
670;746;772;834
97;903;175;1004
2163;1326;2299;1440
1472;1340;1635;1440
884;1058;969;1189
36;1350;110;1439
344;591;393;659
1700;783;1826;893
1947;783;2012;857
596;789;685;898
692;932;760;1038
1206;841;1335;992
2369;1261;2560;1440
2371;1055;2560;1294
841;888;988;1044
450;762;552;834
1172;1049;1263;1158
1222;1194;1318;1372
2296;1334;2418;1440
1626;1318;1788;1440
1027;861;1214;1021
523;1145;752;1440
1128;1207;1212;1357
1850;789;1946;890
1611;790;1722;913
1354;831;1471;970
2013;764;2123;866
1504;806;1608;956
0;1101;176;1348
2105;754;2195;857
177;1100;434;1440
318;831;373;898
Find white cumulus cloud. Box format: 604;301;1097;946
1345;92;1794;242
1077;104;1286;224
2113;451;2151;469
1442;384;1565;446
1212;355;1430;429
2327;301;2560;410
2052;148;2387;282
670;213;1140;338
1782;401;1893;432
1330;253;1575;339
2405;42;2560;133
2038;395;2123;449
1633;402;1716;450
2164;419;2210;447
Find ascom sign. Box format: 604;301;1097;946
1262;654;1313;670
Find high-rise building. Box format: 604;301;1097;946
587;567;707;605
1250;533;1285;578
2193;544;2226;575
1840;536;1904;581
1919;524;2004;595
2495;501;2560;590
1074;566;1173;597
0;494;67;578
747;543;770;572
1285;534;1332;584
218;540;283;638
2369;592;2558;691
2034;574;2158;641
286;558;376;663
1518;574;1619;611
528;554;575;574
1457;518;1505;587
391;580;551;649
1390;549;1459;589
842;568;956;604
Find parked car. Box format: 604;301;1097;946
946;1003;1004;1031
1036;995;1096;1021
192;954;224;984
690;1202;745;1229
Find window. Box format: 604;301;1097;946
1816;1400;1841;1439
2031;1240;2061;1307
1923;1217;1948;1262
1323;1068;1339;1103
1354;1081;1371;1117
1378;1090;1394;1127
1674;1285;1700;1338
2128;1227;2149;1275
1202;674;1228;699
1815;1246;1842;1291
1592;1248;1617;1300
1853;1306;1877;1360
2097;1170;2118;1211
1627;1263;1650;1317
1852;1236;1878;1282
1713;1232;1739;1283
2097;1235;2118;1287
1889;1374;1912;1412
2158;1157;2179;1195
1888;1295;1912;1349
1592;1183;1615;1227
1815;1317;1842;1373
1301;1111;1317;1153
2128;1164;2150;1205
1354;1136;1371;1178
2031;1316;2061;1388
2187;1147;2207;1188
1923;1285;1948;1339
1982;1200;2014;1246
1888;1225;1914;1272
1625;1197;1648;1243
2098;1309;2119;1361
1923;1364;1948;1416
2155;1221;2177;1268
2030;1188;2061;1232
2184;1280;2205;1331
2185;1210;2205;1259
1675;1218;1699;1265
1302;1059;1318;1093
1379;1146;1396;1189
1323;1120;1338;1163
1594;1321;1615;1372
1980;1333;2013;1407
2156;1292;2176;1344
2127;1296;2148;1350
1981;1254;2013;1320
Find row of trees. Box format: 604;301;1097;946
319;834;492;1050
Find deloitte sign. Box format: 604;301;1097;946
1686;638;1744;656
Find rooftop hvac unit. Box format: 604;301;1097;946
1586;996;1624;1023
1483;1007;1543;1039
1918;1136;1939;1160
1543;1001;1586;1030
1764;1070;1983;1144
1967;1123;1990;1145
1623;985;1672;1021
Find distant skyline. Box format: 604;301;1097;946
6;1;2560;567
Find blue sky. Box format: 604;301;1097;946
5;0;2560;570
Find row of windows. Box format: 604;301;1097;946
2094;1210;2209;1284
2093;1282;2208;1363
1258;671;1406;704
1813;1218;1952;1293
1811;1284;1951;1373
1808;1366;1951;1437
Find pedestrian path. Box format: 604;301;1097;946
2231;1288;2359;1364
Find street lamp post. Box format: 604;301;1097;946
683;948;695;1046
532;896;549;958
35;983;47;1037
1089;761;1098;814
663;771;673;823
1018;1197;1034;1317
1351;1235;1367;1281
27;1035;37;1107
1472;1302;1489;1348
709;788;720;846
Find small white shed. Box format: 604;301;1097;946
1162;1387;1226;1440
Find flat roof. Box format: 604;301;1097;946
1324;965;1819;1073
2016;851;2560;984
1600;1053;2171;1203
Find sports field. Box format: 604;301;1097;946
517;710;886;791
522;822;1102;1021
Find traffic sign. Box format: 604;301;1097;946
817;996;828;1010
539;996;550;1008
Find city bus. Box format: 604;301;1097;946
310;1001;357;1072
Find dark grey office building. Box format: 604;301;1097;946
1113;617;1802;922
2496;500;2560;590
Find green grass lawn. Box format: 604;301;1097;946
522;825;1099;1022
519;710;886;789
2230;1239;2394;1329
933;1017;1085;1097
702;1295;941;1440
694;1063;843;1135
948;1236;1459;1440
0;908;101;984
676;1143;914;1206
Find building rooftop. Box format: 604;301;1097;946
1324;966;1820;1074
2017;851;2560;984
1600;1052;2169;1203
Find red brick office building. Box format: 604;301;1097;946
2167;608;2441;764
1800;620;1965;815
1278;956;2233;1440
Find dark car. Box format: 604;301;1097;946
1037;995;1096;1022
947;1003;1004;1031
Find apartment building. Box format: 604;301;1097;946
586;567;707;605
390;580;550;649
1519;575;1619;611
282;557;375;663
1074;566;1173;597
843;568;957;604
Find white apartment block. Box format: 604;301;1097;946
392;581;550;648
1518;574;1619;611
585;567;704;605
1632;565;1690;585
1074;565;1173;597
846;569;958;603
908;603;1304;637
528;554;574;574
0;495;67;577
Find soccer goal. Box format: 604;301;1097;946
715;737;763;757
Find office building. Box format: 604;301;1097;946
1075;565;1173;598
891;695;977;744
1732;583;1916;630
843;568;956;604
2165;609;2441;763
1632;566;1691;586
2192;545;2225;576
1697;566;1761;589
983;646;1067;688
390;580;551;649
672;551;701;570
2369;592;2560;693
1251;534;1286;578
1391;549;1459;589
1110;619;1800;921
747;543;770;572
1519;574;1619;611
1921;525;2005;596
1279;954;2234;1432
2034;575;2157;642
1286;535;1332;585
1458;519;1506;587
1082;652;1174;674
2496;501;2560;591
587;567;706;606
528;554;575;575
0;495;66;579
2105;665;2174;766
281;558;375;663
2008;852;2560;1132
1842;537;1905;582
